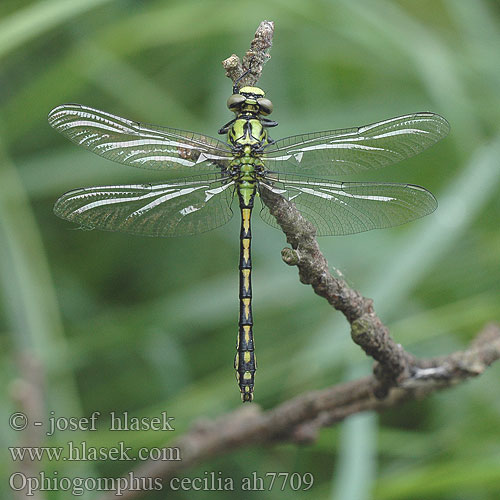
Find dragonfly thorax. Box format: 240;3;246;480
229;117;268;149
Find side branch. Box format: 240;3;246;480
99;324;500;500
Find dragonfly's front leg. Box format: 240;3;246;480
218;118;236;135
260;118;278;144
261;117;278;128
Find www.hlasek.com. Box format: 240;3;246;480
8;440;181;462
10;471;315;496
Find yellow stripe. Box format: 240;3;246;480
242;208;251;232
242;269;250;291
242;238;250;263
243;325;251;343
242;298;250;320
243;372;252;380
244;351;251;363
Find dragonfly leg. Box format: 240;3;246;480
218;118;236;135
261;117;278;128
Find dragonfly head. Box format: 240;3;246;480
227;86;273;116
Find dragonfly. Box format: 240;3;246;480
48;83;449;402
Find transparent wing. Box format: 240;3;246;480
54;174;235;237
263;113;449;176
258;173;437;236
48;104;233;173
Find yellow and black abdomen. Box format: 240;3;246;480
234;185;256;402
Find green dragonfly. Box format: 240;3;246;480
48;84;449;402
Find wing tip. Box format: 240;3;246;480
405;183;438;214
411;112;451;140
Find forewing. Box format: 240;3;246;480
263;113;449;176
48;104;232;173
54;174;235;237
259;174;437;236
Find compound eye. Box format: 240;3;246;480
257;97;273;115
227;94;246;110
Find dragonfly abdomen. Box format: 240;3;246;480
235;177;257;402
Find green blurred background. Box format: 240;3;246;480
1;0;499;498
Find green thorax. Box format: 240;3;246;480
229;118;268;148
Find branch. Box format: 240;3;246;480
260;187;416;397
97;21;500;500
222;20;412;396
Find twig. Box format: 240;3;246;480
222;20;274;88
